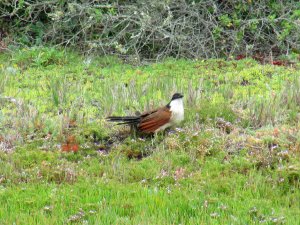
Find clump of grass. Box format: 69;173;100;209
38;159;78;184
245;94;283;128
11;47;71;68
242;75;300;128
119;138;154;160
197;99;237;123
80;122;109;143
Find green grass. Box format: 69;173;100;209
0;47;300;224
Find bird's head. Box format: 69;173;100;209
171;93;184;101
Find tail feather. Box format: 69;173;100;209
106;116;140;125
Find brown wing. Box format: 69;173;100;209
138;107;171;133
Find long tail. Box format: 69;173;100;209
106;116;140;125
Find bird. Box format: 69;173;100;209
106;93;184;134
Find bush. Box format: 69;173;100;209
0;1;300;60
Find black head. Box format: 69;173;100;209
171;93;184;100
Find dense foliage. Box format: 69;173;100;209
1;0;300;60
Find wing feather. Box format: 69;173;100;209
138;108;171;133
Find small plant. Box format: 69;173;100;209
11;47;67;68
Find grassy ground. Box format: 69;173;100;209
1;47;300;224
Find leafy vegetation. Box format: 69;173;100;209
1;1;300;60
1;47;300;224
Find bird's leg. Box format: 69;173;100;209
130;124;138;138
151;132;164;146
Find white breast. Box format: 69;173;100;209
154;98;184;133
169;98;184;124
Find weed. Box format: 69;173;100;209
11;47;69;68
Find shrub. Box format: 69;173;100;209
0;1;299;60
